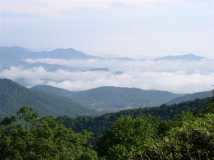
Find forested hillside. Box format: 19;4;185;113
59;97;211;136
0;107;98;159
0;97;213;159
32;85;180;112
168;90;212;104
0;79;94;117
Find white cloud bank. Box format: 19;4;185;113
25;58;214;74
1;58;214;93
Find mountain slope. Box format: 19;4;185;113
59;97;212;136
37;48;97;59
0;47;33;67
167;90;212;105
155;54;204;61
32;85;181;112
0;79;94;117
0;47;97;67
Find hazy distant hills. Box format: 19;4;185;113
0;79;94;117
0;47;95;59
0;47;31;67
32;85;181;112
0;47;206;66
0;46;208;72
167;90;212;105
0;46;97;67
155;53;205;61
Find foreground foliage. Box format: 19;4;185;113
0;107;98;160
0;98;213;160
96;101;214;160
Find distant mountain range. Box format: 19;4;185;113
31;85;214;112
0;78;182;116
0;79;94;117
32;85;181;112
0;78;212;116
155;53;205;61
0;46;97;67
0;46;209;74
167;90;212;105
0;47;207;66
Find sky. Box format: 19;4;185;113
0;0;214;58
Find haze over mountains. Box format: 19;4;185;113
167;90;213;105
0;47;96;67
155;54;205;61
0;46;207;66
0;46;214;94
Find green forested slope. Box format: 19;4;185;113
59;97;211;136
96;109;214;160
167;90;212;104
32;85;180;112
0;107;98;160
0;79;94;117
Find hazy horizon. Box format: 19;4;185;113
1;45;213;59
1;0;214;58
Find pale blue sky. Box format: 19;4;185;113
0;0;213;58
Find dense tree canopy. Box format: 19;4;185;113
95;101;214;160
0;107;98;160
96;116;160;160
59;98;211;137
0;98;213;159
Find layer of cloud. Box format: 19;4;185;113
25;58;214;74
1;57;214;93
